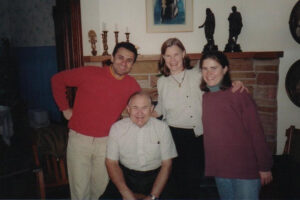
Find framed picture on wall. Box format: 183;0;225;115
289;1;300;44
146;0;193;33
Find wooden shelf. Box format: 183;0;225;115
83;51;284;63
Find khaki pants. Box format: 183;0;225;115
67;130;109;200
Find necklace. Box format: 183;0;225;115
170;70;185;88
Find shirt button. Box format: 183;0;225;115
190;116;193;118
186;96;189;98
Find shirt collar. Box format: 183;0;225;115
109;66;125;80
129;117;152;129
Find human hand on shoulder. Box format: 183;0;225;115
151;110;160;118
62;108;73;120
231;80;249;93
259;171;273;186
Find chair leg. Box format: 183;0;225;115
284;126;295;154
34;169;46;199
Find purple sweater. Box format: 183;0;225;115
202;89;273;179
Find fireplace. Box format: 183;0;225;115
84;51;283;153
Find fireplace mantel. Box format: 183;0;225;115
83;51;283;62
84;51;284;153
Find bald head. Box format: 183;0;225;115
127;91;152;107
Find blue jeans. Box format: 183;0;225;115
215;177;261;200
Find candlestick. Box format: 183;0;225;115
101;30;109;56
125;32;130;42
114;31;119;44
102;22;107;31
88;30;97;56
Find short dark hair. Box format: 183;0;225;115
158;38;192;76
199;51;232;92
112;42;138;63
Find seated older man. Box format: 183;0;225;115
102;92;177;200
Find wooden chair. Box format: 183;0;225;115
32;124;69;199
283;125;300;163
271;125;300;199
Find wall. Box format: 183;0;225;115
0;0;60;121
0;0;10;40
81;0;300;154
2;0;56;47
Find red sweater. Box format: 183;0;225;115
202;89;273;179
51;66;141;137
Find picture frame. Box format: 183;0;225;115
146;0;193;33
289;1;300;44
285;59;300;107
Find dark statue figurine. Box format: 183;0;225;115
199;8;218;52
161;0;179;22
224;6;243;52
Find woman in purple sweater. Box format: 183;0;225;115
199;51;273;200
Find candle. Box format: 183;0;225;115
114;24;118;31
102;22;107;31
126;26;129;33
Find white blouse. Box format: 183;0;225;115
155;66;204;136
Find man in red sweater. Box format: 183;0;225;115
51;42;141;200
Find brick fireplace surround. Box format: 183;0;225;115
84;51;283;153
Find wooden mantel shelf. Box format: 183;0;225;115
84;51;284;63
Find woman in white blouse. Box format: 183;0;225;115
152;38;244;199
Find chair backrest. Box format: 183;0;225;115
33;144;68;183
32;124;69;199
283;125;300;163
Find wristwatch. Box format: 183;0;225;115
148;194;158;200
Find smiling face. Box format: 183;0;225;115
163;45;185;75
111;47;135;79
127;94;154;128
201;58;228;87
